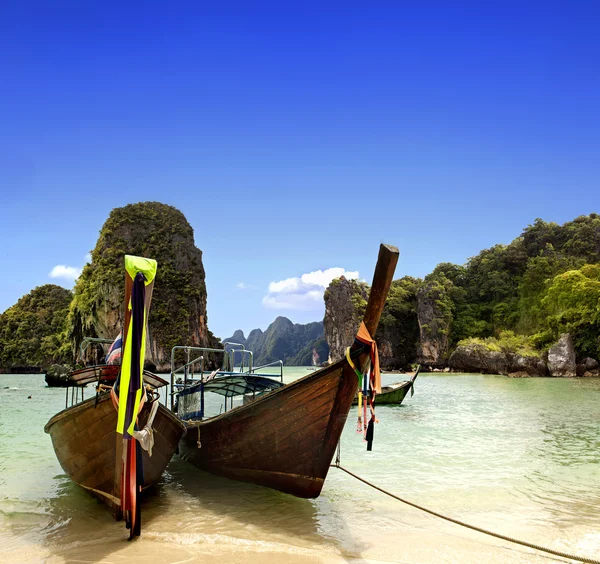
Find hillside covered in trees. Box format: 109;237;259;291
324;214;600;372
2;211;598;375
0;285;72;372
0;202;219;372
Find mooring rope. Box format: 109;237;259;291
331;463;600;564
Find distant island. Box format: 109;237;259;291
1;205;598;378
221;317;328;367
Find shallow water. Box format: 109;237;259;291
1;371;600;563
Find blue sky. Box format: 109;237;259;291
1;1;599;338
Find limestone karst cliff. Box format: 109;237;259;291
68;202;218;370
416;278;453;368
323;276;368;364
323;276;419;370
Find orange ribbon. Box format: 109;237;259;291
355;321;381;395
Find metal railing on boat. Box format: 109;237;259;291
170;345;285;414
251;360;284;382
79;337;114;360
222;342;253;373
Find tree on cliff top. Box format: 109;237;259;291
0;284;72;369
532;264;600;358
436;214;600;349
68;202;218;367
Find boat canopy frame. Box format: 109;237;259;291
78;336;115;363
170;345;285;416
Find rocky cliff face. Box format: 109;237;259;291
223;330;245;345
416;280;452;368
323;277;368;364
69;202;218;370
449;344;547;376
222;317;328;366
449;333;592;377
547;333;576;377
323;276;419;369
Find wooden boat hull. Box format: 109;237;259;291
178;358;358;499
352;380;413;406
45;393;185;516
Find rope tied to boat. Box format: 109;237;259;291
331;463;600;564
110;386;161;456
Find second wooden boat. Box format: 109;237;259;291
352;366;420;406
177;244;399;498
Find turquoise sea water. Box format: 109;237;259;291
1;370;600;563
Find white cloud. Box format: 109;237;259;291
236;282;248;289
263;267;359;310
48;253;91;285
49;265;82;282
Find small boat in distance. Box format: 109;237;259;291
353;365;420;406
175;244;399;498
44;337;115;387
45;256;185;537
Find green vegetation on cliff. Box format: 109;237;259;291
69;202;218;367
532;264;600;358
325;213;600;367
458;331;538;358
0;285;72;369
445;214;600;358
376;277;420;367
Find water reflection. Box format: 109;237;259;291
34;457;363;562
3;373;600;563
522;400;600;527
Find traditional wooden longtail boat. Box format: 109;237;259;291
352;366;420;406
45;256;185;537
177;244;399;498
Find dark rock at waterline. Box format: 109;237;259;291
0;366;43;374
508;371;531;378
578;358;600;378
583;357;599;371
547;334;576;377
448;344;547;376
44;364;72;387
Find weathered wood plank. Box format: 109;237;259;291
46;396;184;516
